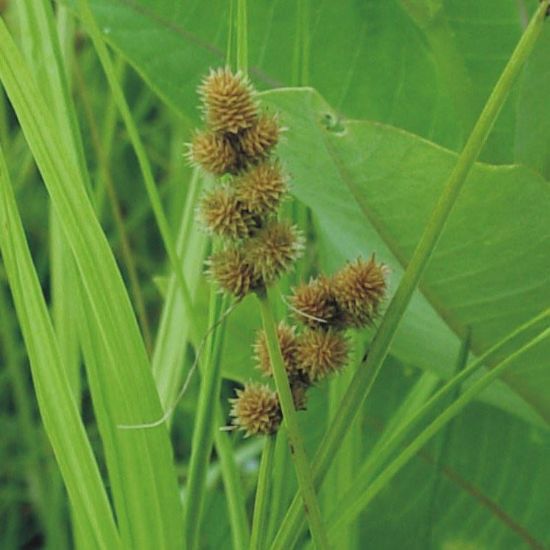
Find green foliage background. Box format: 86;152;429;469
0;1;548;549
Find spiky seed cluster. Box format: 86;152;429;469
332;257;388;328
234;161;287;216
296;329;350;382
199;68;258;134
245;221;304;285
188;131;238;175
291;276;340;329
198;187;256;239
237;114;280;159
229;383;282;437
206;248;258;299
254;323;299;378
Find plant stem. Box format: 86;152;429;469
250;436;276;550
257;288;329;550
270;2;550;547
328;326;550;535
236;0;248;74
183;289;230;550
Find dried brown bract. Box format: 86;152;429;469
199;68;258;134
254;322;299;377
296;329;349;382
333;256;388;328
234;161;287;217
229;382;282;437
188;130;238;175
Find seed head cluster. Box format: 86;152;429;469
189;67;302;299
190;68;388;438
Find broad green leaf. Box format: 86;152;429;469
0;146;120;550
353;362;550;549
71;0;546;173
514;23;550;179
0;20;184;549
261;88;550;425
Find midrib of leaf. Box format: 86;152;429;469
0;19;184;550
317;121;548;421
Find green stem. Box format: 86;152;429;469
328;326;550;535
270;3;550;547
183;289;230;550
257;288;329;550
236;0;248;74
214;406;251;550
250;436;276;550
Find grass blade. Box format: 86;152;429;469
0;19;184;549
0;145;120;550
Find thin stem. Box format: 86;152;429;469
236;0;248;74
184;289;230;550
328;327;550;535
78;0;199;349
214;406;252;550
270;3;550;547
257;288;329;550
250;436;276;550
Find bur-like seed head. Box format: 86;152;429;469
206;247;258;298
199;68;258;134
332;257;388;328
291;276;341;329
234;161;287;217
229;382;282;437
188;130;238;175
237;113;280;160
198;186;256;239
254;322;299;377
245;221;304;286
296;329;349;382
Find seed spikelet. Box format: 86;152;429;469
332;256;388;328
237;114;280;159
245;221;304;286
296;329;349;382
291;276;341;329
229;382;282;437
188;130;238;175
198;186;255;239
254;322;299;378
199;68;258;134
206;247;258;298
234;161;287;216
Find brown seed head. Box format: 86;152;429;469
229;382;282;437
206;247;258;298
291;276;341;330
199;68;258;134
234;161;287;217
237;114;280;160
188;130;238;175
198;187;255;239
332;257;388;328
290;378;309;411
253;322;299;378
245;221;304;286
296;329;349;382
